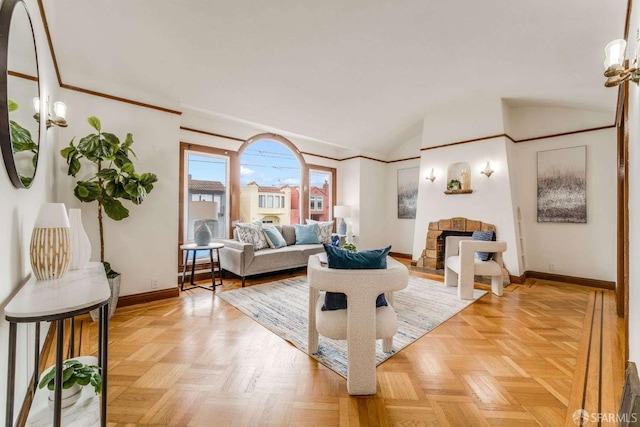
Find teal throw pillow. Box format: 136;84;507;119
263;226;287;249
323;243;391;269
472;230;496;261
320;243;392;311
294;223;320;244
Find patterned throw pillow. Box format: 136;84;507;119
305;219;334;244
235;221;269;250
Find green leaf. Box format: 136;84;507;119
87;116;101;132
69;156;81;177
78;134;117;162
120;162;135;174
9;120;36;152
74;181;102;202
38;367;56;389
139;173;158;185
102;132;120;147
102;197;129;220
8;99;18;112
95;168;118;181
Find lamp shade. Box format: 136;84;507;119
189;200;218;221
30;203;71;280
604;39;626;70
333;205;351;219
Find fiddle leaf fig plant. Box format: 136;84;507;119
60;117;158;273
8;100;38;187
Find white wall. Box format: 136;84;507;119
0;0;58;422
55;90;180;296
627;1;640;367
511;129;617;281
337;157;360;242
358;159;388;250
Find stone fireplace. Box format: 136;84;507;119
417;217;496;269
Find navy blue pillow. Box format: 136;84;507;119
321;292;388;311
472;230;496;261
323;244;391;269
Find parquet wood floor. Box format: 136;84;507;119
46;263;625;426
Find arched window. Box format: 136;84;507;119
238;134;307;225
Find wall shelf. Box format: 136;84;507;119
444;189;473;195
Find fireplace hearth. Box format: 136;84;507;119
417;217;496;270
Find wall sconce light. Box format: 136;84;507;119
427;168;436;182
603;32;640;87
480;161;494;178
33;96;68;128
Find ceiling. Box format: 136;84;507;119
43;0;627;156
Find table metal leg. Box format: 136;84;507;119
190;250;197;287
6;322;17;427
53;319;64;427
70;316;75;359
100;304;108;427
180;250;188;291
34;322;40;393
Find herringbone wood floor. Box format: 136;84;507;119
48;262;625;426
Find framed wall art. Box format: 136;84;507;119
397;167;419;219
537;145;587;223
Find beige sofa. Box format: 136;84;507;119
218;224;342;287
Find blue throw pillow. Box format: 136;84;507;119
472;230;496;261
321;292;388;311
262;226;287;249
323;244;391;269
294;223;320;244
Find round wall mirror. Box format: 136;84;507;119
0;0;40;189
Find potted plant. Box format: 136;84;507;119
343;243;357;252
60;117;158;319
38;359;102;408
447;179;461;191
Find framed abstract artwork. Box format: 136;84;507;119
397;167;419;219
537;145;587;223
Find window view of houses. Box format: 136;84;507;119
185;140;333;243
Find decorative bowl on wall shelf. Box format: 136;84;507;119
444;189;473;195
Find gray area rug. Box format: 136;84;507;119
216;275;486;378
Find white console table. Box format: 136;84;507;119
4;262;111;427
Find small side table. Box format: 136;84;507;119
180;242;224;291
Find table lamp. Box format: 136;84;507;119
189;200;219;245
30;203;71;280
333;205;351;236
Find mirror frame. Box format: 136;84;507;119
0;0;40;189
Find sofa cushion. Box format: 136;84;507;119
472;230;495;261
235;221;269;250
294;223;320;244
306;219;334;244
281;225;296;246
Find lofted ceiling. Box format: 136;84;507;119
43;0;627;156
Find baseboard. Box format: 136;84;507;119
509;274;526;284
117;288;179;307
521;271;615;290
390;252;412;259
